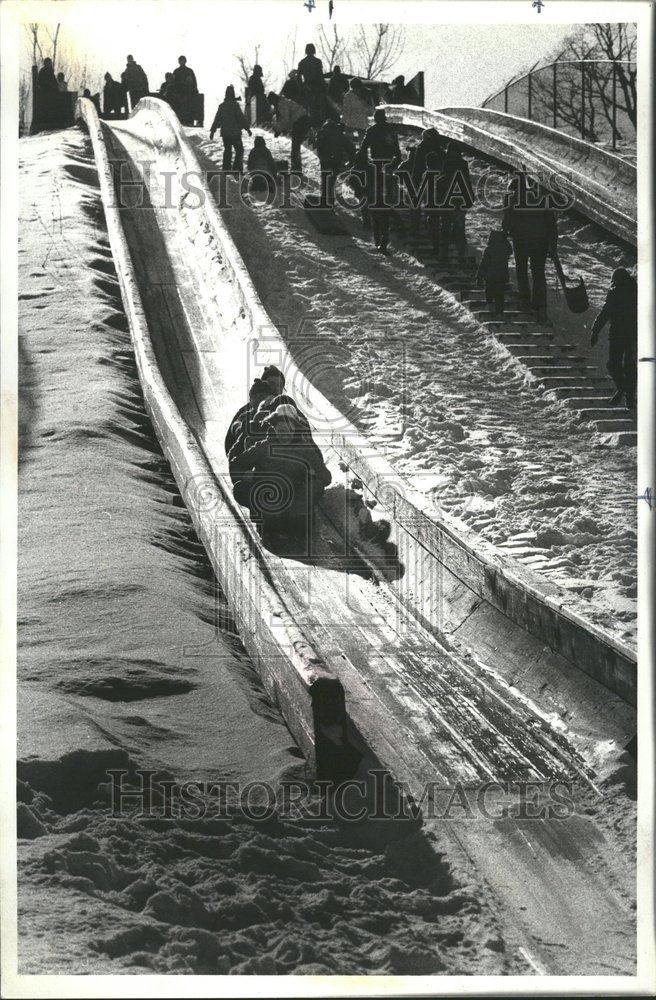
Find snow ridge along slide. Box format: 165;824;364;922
77;93;635;786
382;104;636;246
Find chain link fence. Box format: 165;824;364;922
483;60;636;154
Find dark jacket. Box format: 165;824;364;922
327;71;349;104
438;151;474;210
360;122;401;164
503;200;558;252
103;79;124;111
386;81;418;105
247;73;265;100
211;98;248;135
173;64;197;94
37;65;58;91
591;277;638;342
121;62;149;98
247;142;277;174
316;121;355;166
232;431;332;489
281;77;303;103
298;54;325;89
477;232;512;284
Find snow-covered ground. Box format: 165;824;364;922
189;127;637;645
17;128;510;975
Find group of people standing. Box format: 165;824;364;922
102;54;199;122
34;58;76;130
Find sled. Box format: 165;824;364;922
303;194;349;235
553;253;590;313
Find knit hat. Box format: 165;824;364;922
261;365;285;392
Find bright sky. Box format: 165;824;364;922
16;1;576;116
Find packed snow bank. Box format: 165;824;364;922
188;128;637;645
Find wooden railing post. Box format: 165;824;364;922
553;62;557;129
527;70;532;120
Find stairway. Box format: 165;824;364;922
401;232;636;447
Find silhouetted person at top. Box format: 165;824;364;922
247;64;265;100
280;69;304;104
327;65;349;105
37;57;58;92
209;85;252;170
298;43;326;123
173;55;197;95
171;55;198;123
121;55;149;109
386;74;419;105
246;64;270;123
56;72;67;92
103;72;124;116
159;72;174;99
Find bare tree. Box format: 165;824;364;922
531;23;636;142
317;24;346;72
346;23;404;80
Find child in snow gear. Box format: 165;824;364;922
210;86;252;170
477;230;512;315
591;268;638;409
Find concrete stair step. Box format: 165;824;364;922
577;406;633;420
527;365;599;376
521;354;587;365
496;332;554;343
589;419;636;432
550;386;612;398
473;310;535;321
537;374;609;387
598;431;637;446
506;348;585;361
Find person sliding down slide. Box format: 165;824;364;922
230;403;331;547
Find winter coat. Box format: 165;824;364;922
247;73;265;100
247;143;277;174
231;431;332;511
121;62;149;98
328;71;349;104
298;54;325;89
503;200;558;253
439;152;474;210
37;65;58;91
275;95;306;133
342;90;371;131
316;121;355;166
281;77;303;103
386;82;418;105
476;232;512;284
591;277;637;343
360;122;401;163
211;98;248;136
173;64;197;95
103;79;124;111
